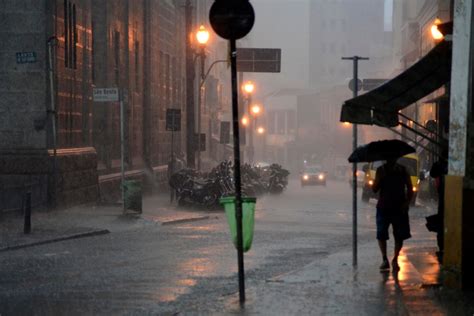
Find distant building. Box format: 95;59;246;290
302;0;396;173
309;0;394;89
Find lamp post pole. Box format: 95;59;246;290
242;82;255;164
342;55;369;267
194;25;209;171
197;47;206;170
247;96;254;163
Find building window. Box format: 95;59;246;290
268;111;276;134
277;111;285;135
159;51;164;102
91;21;96;83
135;41;139;92
287;110;295;133
114;31;120;85
64;0;77;69
166;54;170;106
172;57;177;105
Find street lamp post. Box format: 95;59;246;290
249;103;262;164
196;25;209;170
242;82;255;163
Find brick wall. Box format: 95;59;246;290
0;0;188;210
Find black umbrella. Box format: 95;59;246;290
348;139;415;163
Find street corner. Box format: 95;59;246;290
144;214;212;226
0;226;110;252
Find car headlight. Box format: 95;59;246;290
318;174;324;180
303;175;309;180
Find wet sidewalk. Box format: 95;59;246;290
223;240;474;315
0;194;211;252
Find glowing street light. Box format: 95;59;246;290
196;25;210;45
257;127;265;134
342;122;351;127
431;18;444;40
242;81;255;94
241;116;249;126
251;104;262;116
195;25;210;171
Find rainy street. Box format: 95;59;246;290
3;0;474;313
0;179;440;315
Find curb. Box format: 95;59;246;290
0;229;110;252
161;216;210;225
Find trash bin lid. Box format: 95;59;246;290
220;196;256;204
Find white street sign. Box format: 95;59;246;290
93;88;119;102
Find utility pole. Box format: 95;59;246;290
342;55;369;267
185;0;196;168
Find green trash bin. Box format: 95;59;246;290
124;180;142;213
220;196;256;252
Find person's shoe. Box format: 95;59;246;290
392;259;400;272
379;259;390;271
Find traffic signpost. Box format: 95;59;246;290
342;56;369;267
210;0;255;304
362;78;386;91
348;78;363;92
237;48;281;73
93;88;126;212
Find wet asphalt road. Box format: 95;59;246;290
0;180;426;315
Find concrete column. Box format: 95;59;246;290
444;0;474;289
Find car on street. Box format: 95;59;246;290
347;168;365;187
301;165;327;186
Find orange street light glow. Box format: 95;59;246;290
342;122;351;127
251;104;262;115
196;25;210;45
241;116;249;126
243;81;255;94
431;18;444;40
257;127;265;134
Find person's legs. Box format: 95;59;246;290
392;239;403;270
378;239;388;260
392;211;411;271
376;208;390;270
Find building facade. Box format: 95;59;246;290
392;0;451;171
0;0;192;211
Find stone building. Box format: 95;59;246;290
0;0;189;211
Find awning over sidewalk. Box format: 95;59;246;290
340;40;452;127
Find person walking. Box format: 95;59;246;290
168;152;186;204
372;158;413;271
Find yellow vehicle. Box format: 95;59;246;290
361;153;420;205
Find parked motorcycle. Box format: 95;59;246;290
169;161;290;208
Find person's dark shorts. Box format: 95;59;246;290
376;208;411;241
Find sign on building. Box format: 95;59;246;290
166;109;181;132
93;88;119;102
237;48;281;73
16;52;37;64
